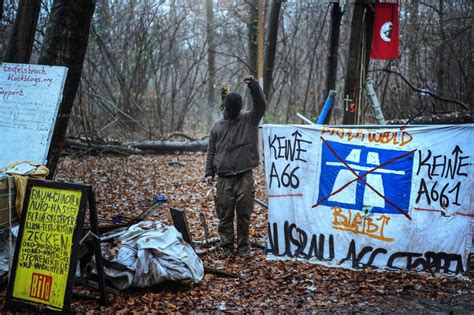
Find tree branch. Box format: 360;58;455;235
210;49;252;73
370;68;470;111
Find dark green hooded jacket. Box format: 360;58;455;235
205;80;266;177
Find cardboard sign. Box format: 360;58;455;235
263;124;473;274
0;63;67;168
6;179;89;312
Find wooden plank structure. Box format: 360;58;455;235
170;207;194;247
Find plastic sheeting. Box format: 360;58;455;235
96;221;204;290
0;226;18;280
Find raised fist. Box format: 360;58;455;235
243;75;256;85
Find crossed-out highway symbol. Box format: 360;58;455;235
313;137;416;220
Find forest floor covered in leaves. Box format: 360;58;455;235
2;153;473;313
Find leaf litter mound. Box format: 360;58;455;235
1;153;472;313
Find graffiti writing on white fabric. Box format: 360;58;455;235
267;221;334;260
321;126;414;147
267;222;465;274
332;207;394;242
415;146;469;209
268;131;312;189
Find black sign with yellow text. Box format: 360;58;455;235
6;179;90;312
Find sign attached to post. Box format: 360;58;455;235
263;124;473;274
0;63;67;168
6;179;89;312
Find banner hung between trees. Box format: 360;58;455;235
263;124;473;274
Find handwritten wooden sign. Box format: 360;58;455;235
0;63;67;168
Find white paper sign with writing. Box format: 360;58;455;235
0;63;68;168
263;124;473;274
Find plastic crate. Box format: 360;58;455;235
0;175;18;228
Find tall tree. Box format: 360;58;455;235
436;0;445;100
407;0;420;83
247;0;258;77
3;0;40;63
363;4;374;74
39;0;96;178
321;2;343;124
263;0;282;100
342;0;368;125
206;0;216;124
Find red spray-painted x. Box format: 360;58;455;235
313;136;415;221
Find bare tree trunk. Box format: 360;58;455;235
321;2;343;124
407;0;419;83
246;0;259;106
363;7;374;75
342;1;365;125
3;0;40;63
247;0;258;77
206;0;216;125
263;0;282;100
39;0;96;178
437;0;445;108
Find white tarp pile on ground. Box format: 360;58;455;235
96;221;204;290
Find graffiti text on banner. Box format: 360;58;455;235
321;126;414;147
263;124;473;274
268;130;312;191
267;221;465;274
415;146;469;210
332;207;394;242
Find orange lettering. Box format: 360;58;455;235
400;131;413;146
331;207;394;242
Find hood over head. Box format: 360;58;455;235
223;92;242;119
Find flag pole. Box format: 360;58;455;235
257;0;265;89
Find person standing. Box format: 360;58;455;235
205;75;266;257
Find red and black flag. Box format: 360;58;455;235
370;1;399;60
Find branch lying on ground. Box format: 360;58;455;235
63;136;209;156
164;132;198;141
64;138;142;156
126;139;208;152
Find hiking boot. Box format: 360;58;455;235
238;249;252;258
220;247;233;258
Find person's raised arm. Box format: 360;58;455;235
244;75;266;125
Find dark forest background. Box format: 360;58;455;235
1;0;472;140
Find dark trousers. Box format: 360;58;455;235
214;171;255;253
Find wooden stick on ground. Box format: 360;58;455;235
204;266;239;279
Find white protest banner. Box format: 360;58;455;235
0;63;68;168
263;124;473;274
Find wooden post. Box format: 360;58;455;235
88;190;107;306
257;0;265;88
342;0;373;125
